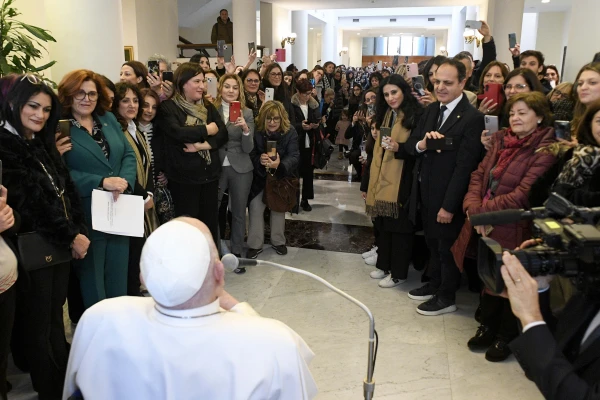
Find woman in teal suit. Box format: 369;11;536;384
58;69;137;309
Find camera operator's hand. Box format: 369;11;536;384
500;251;544;326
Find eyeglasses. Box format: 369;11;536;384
269;72;283;77
266;116;281;122
20;74;52;87
246;79;260;84
74;90;99;101
503;84;528;91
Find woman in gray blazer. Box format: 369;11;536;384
214;74;254;268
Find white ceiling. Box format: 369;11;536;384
523;0;571;12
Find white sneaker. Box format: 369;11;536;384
364;254;378;266
378;275;406;288
362;246;378;259
370;269;388;279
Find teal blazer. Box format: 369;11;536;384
63;112;137;239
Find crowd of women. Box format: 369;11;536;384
0;19;600;398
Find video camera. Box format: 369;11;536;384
473;193;600;295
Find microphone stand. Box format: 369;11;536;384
251;260;376;400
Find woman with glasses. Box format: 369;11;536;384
212;73;254;264
261;64;296;124
291;79;321;212
112;82;159;296
246;101;299;259
2;75;90;399
58;69;137;311
120;61;150;89
153;63;228;245
481;68;545;150
242;69;263;120
311;66;325;103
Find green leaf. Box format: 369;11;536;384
19;22;55;42
31;60;55;72
1;41;12;56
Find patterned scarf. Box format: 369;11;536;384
171;93;211;164
554;144;600;188
491;130;533;181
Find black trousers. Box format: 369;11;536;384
426;236;462;303
348;149;363;178
480;292;519;339
127;236;145;296
299;147;314;200
169;179;220;246
66;265;84;324
376;229;413;280
12;263;70;399
0;285;16;400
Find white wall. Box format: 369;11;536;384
135;0;179;63
565;0;600;81
520;12;538;52
14;0;53;79
260;2;273;53
271;4;292;69
122;0;139;60
179;0;232;43
348;35;362;68
535;12;566;69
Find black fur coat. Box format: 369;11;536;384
0;126;87;248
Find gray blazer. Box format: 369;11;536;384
218;107;255;173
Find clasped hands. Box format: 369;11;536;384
260;153;280;169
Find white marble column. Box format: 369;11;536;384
232;0;258;69
321;23;335;65
487;0;525;67
448;6;466;57
44;0;125;81
292;11;308;69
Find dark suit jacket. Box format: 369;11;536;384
405;94;484;239
510;294;600;400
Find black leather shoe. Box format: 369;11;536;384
246;248;263;259
301;199;312;212
485;337;512;362
272;244;288;255
467;325;495;350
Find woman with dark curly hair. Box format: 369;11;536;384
120;60;150;89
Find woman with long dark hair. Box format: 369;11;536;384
364;74;421;288
1;75;89;398
262;63;296;124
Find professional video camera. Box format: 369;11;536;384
472;193;600;295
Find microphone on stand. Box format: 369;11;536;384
221;254;378;400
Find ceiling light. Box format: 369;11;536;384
541;0;550;3
310;28;313;30
379;35;383;37
357;33;360;35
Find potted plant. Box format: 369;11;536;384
0;0;56;80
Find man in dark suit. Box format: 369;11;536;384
501;252;600;399
405;59;484;316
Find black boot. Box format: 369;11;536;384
301;199;312;212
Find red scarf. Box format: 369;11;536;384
491;129;533;181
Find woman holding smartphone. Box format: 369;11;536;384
246;101;299;259
212;74;254;267
242;69;263;119
364;75;421;288
261;64;295;124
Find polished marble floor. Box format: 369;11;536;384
7;158;543;400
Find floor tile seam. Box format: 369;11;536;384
443;314;458;400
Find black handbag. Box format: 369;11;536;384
312;129;334;169
16;232;72;272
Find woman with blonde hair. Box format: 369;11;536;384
245;101;299;261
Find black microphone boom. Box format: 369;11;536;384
469;209;532;226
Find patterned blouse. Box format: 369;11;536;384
70;114;110;159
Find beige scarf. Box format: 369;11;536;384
366;109;411;218
124;128;160;237
172;93;211;164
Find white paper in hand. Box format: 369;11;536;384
91;189;144;237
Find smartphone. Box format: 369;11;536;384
465;20;482;30
428;137;454;151
380;127;391;145
267;140;277;161
310;78;315;86
248;42;255;54
392;55;399;67
377;61;382;71
217;40;226;57
412;75;426;96
484;115;499;134
206;77;218;99
57;119;71;141
275;48;286;62
406;63;418;78
162;71;173;82
360;142;367;160
508;33;517;49
265;87;275;102
147;60;160;76
229;101;241;123
263;48;270;57
480;82;504;109
554;120;571;140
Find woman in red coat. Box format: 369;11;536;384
453;92;557;362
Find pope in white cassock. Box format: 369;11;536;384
62;217;317;400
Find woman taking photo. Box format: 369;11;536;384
246;101;299;260
154;62;228;245
112;82;159;296
364;75;421;288
242;69;263;119
262;63;295;123
477;61;509;116
213;73;254;260
58;69;137;310
454;92;557;362
291;78;321;212
1;75;90;399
